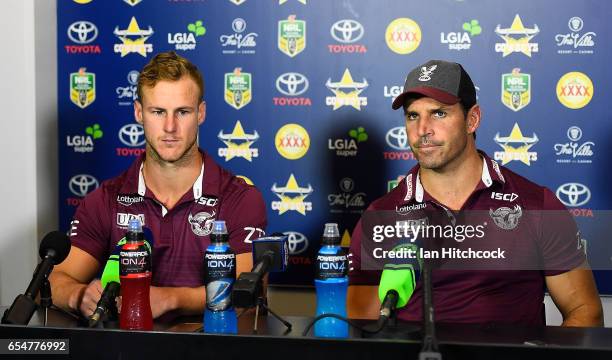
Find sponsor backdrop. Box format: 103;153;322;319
58;0;611;291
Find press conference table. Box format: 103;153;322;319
1;306;611;360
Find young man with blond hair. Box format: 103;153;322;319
50;52;266;318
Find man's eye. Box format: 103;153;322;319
178;110;190;116
433;110;446;118
406;113;418;121
152;110;164;116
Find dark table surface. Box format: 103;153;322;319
1;306;611;359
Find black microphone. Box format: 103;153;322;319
2;231;71;325
232;236;288;308
88;255;120;327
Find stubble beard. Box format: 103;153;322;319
146;133;199;168
415;134;467;171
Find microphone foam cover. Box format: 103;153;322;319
101;255;120;288
39;231;71;264
378;263;417;309
252;236;289;272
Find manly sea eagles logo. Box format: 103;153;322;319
188;211;216;236
418;65;437;81
489;205;522;230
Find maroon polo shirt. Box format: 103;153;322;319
69;148;267;287
349;151;585;325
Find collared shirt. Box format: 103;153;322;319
70;149;267;287
349;151;585;325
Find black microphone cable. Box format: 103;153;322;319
301;313;390;336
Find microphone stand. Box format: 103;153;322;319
39;280;52;327
419;261;442;360
255;293;292;333
236;278;292;334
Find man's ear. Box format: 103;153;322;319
466;104;481;135
134;100;143;124
198;100;206;125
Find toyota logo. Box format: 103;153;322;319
69;174;99;197
330;19;364;44
118;124;146;147
283;231;309;255
556;183;591;207
276;72;309;96
386;126;411;150
67;21;98;44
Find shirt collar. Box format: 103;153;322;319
120;149;208;200
137;159;206;199
403;150;505;203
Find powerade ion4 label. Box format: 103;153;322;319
204;250;236;311
316;250;348;280
119;242;151;277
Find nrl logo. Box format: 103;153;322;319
224;68;252;109
418;65;437;81
70;67;96;108
278;15;306;57
501;68;530;111
489;205;522;230
188;211;216;236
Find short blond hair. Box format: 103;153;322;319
137;51;204;102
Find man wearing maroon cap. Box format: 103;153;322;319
347;60;603;326
50;52;267;319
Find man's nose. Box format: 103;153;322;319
416;116;434;138
163;113;177;132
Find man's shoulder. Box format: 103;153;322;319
496;163;553;209
203;152;264;202
81;168;132;207
368;176;411;211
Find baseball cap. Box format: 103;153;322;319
391;60;477;110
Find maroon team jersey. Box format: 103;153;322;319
69;149;267;287
349;151;585;326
